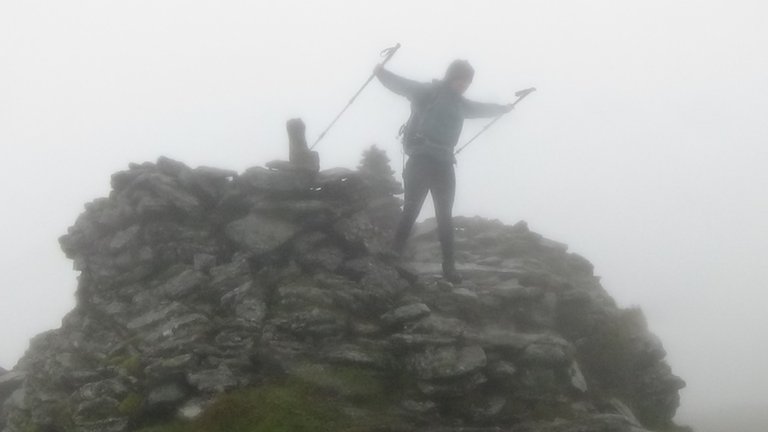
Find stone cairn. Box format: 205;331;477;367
0;148;686;432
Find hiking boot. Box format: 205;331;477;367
442;262;463;284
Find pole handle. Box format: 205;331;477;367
380;43;401;66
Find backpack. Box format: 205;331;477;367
397;83;441;153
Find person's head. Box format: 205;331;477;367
444;59;474;94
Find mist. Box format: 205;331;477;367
1;1;767;430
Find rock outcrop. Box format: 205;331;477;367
0;148;687;432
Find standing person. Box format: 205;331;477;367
374;60;512;283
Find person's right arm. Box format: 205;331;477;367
374;65;427;100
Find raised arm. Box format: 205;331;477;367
461;99;513;119
374;65;428;100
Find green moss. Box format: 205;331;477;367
9;411;41;432
135;379;351;432
17;419;40;432
135;423;187;432
290;363;386;400
120;355;142;375
105;354;142;376
118;392;144;417
132;360;413;432
209;382;347;432
10;399;75;432
51;399;76;432
530;400;574;421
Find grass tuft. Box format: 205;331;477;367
135;378;351;432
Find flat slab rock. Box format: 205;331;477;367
407;261;540;279
225;213;302;255
381;303;431;326
408;345;487;380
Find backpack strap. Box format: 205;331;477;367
399;82;442;144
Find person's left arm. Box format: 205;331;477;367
462;99;513;118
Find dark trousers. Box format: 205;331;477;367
393;155;456;267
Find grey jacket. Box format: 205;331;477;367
376;67;508;162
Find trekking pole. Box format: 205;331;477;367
454;87;536;156
310;43;402;149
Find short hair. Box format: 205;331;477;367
444;59;475;82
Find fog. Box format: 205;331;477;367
1;1;766;430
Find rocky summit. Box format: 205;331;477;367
0;148;688;432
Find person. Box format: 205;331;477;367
374;59;513;283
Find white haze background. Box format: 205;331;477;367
1;1;766;431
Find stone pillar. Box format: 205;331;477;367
287;118;320;174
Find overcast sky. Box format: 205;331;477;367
1;1;766;430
